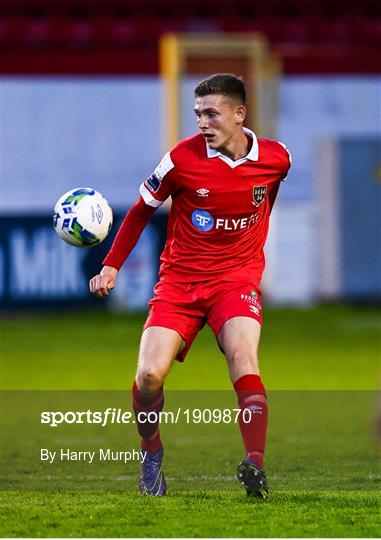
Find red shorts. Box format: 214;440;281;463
144;279;262;361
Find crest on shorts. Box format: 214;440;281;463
252;186;267;207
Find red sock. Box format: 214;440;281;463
132;381;164;452
234;374;268;469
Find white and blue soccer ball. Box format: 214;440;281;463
53;187;113;247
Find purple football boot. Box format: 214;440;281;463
139;447;167;496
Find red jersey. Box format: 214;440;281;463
138;128;291;285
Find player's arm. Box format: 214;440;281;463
89;152;175;298
89;196;156;298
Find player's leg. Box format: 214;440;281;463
217;315;261;381
133;326;183;453
207;282;269;497
218;317;267;470
217;316;268;497
134;280;205;495
136;326;184;394
133;326;184;497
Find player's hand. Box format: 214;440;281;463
89;266;118;299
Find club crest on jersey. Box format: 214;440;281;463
252;186;267;207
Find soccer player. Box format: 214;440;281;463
89;73;291;498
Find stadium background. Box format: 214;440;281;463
1;0;380;310
1;1;380;538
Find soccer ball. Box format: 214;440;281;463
53;187;113;247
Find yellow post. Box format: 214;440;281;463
159;33;281;149
160;34;181;151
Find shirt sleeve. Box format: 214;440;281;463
102;196;156;270
278;142;292;181
139;151;175;207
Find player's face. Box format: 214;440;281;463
194;94;246;151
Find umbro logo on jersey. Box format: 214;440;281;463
196;188;209;197
252;186;267;207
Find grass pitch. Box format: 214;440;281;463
1;491;379;538
1;305;380;537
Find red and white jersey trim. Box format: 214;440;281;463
155;151;174;180
278;142;292;180
139;183;163;207
206;127;259;169
139;151;175;207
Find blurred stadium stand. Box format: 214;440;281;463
0;0;380;74
1;1;380;309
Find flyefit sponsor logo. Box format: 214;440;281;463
192;210;260;232
215;215;260;230
192;209;214;232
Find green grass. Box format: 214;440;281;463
2;305;380;390
1;491;379;538
1;305;380;537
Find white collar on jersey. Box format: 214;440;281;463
206;127;259;168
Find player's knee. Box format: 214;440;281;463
230;351;258;373
136;368;164;393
